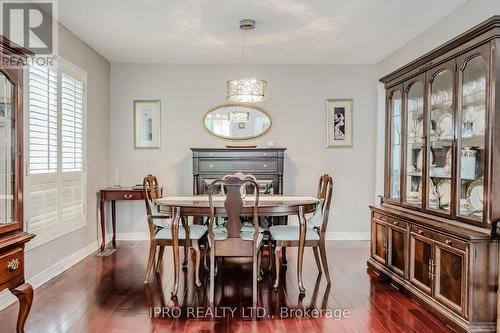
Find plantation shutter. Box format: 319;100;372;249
61;73;84;172
27;65;58;231
26;60;87;241
28;65;58;174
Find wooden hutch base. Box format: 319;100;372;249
368;205;498;333
369;16;500;333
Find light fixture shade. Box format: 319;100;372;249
226;78;268;102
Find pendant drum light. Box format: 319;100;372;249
226;19;268;103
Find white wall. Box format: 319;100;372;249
110;64;378;238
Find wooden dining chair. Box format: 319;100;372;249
269;174;333;290
207;174;264;304
143;174;208;287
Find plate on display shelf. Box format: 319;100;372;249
445;148;452;169
472;105;486;135
467;178;484;213
436;179;451;207
437;112;454;139
416;149;434;171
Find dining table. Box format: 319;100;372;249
154;195;319;296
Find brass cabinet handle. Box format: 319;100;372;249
393;221;399;226
418;229;424;235
445;239;452;245
123;194;133;199
7;258;20;271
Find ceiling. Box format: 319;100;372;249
58;0;468;64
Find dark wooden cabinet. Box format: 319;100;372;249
369;17;500;333
409;229;433;294
387;223;406;277
0;37;35;332
191;148;286;195
370;218;387;266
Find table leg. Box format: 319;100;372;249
297;206;306;293
171;207;181;296
111;200;117;248
99;192;106;252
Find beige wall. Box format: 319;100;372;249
24;24;111;277
377;0;500;77
110;64;378;237
374;0;500;198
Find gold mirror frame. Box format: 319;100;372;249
202;103;272;141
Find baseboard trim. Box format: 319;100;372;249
325;232;370;240
106;232;369;241
0;240;98;311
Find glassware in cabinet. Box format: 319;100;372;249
405;81;424;207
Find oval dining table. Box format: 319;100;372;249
154;195;319;296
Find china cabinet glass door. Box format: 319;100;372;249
427;64;455;215
0;72;15;226
405;79;425;207
457;48;489;223
388;88;402;202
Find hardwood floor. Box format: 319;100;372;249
0;241;454;333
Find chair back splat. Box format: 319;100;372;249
208;174;260;247
317;174;333;234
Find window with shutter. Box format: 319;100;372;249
25;59;87;246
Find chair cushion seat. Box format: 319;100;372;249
269;225;320;241
208;230;263;248
155;224;207;240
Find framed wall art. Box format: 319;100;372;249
326;99;353;148
134;100;161;149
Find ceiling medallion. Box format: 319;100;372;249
226;19;268;103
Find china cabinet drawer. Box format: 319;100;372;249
373;213;407;229
0;247;24;285
199;151;278;158
199;160;278;173
436;234;467;251
410;225;435;240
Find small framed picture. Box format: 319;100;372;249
326;99;353;148
134;100;161;149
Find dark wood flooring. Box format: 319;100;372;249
0;241;454;333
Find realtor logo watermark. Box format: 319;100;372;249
0;0;58;67
150;306;351;320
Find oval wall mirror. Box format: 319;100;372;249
202;103;272;140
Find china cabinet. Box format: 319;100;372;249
369;17;500;332
0;37;35;332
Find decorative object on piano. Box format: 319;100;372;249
326;99;353;148
225;19;268;103
203;103;272;140
225;145;258;148
134;100;161;149
267;140;275;148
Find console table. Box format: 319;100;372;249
99;187;145;252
